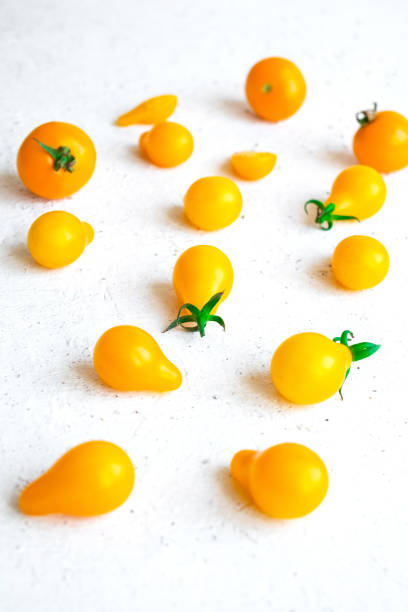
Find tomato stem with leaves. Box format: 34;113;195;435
164;292;225;338
333;329;380;399
304;200;359;230
356;102;378;127
34;138;76;172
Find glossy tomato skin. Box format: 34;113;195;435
93;325;182;392
17;122;96;199
245;57;306;121
173;245;233;311
231;151;276;180
332;235;389;290
231;443;329;519
184;176;242;230
325;165;386;221
140;121;193;167
270;332;352;404
27;211;94;268
19;441;135;516
353;111;408;173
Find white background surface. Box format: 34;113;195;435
1;0;408;610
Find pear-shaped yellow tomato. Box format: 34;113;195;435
93;325;182;391
305;165;386;230
19;441;135;517
231;151;277;180
271;330;380;404
165;245;233;337
332;235;390;290
17;121;96;199
353;104;408;173
184;176;242;231
231;443;329;519
117;94;177;126
140;121;193;167
27;211;94;268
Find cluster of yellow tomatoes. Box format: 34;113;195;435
16;57;408;520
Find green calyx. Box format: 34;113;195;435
333;330;380;399
356;102;378;127
304;200;359;231
262;83;273;93
34;138;76;172
164;292;226;338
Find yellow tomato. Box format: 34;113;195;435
231;443;329;519
93;325;182;391
27;211;94;268
117;94;177;126
184;176;242;231
305;165;386;230
271;330;380;404
19;441;134;517
165;245;233;337
231;151;276;180
332;235;390;290
140;121;193;167
353;104;408;173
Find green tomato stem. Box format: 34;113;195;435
34;138;76;172
356;102;378;127
333;330;380;399
304;200;360;230
164;292;226;338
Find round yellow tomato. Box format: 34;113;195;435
166;245;234;337
305;165;386;230
231;443;329;519
19;441;134;516
184;176;242;231
27;211;94;268
140;121;193;167
332;235;390;290
245;57;306;121
17;121;96;199
93;325;182;391
353;105;408;173
231;151;276;180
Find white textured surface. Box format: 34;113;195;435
1;0;408;610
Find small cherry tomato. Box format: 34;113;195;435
19;441;135;517
245;57;306;121
17;121;96;199
27;211;94;269
271;330;380;404
231;443;329;519
165;245;233;337
94;325;182;391
184;176;242;231
353;103;408;173
305;165;386;230
117;94;177;126
140;121;193;167
332;235;390;290
231;151;277;180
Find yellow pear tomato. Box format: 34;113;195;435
305;165;386;230
184;176;242;231
117;94;177;126
27;210;94;268
270;330;380;404
94;326;182;391
332;235;390;290
231;443;329;519
165;245;233;337
231;151;276;180
140;121;193;167
19;441;134;517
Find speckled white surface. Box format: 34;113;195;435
1;0;408;610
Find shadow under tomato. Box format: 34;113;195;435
306;257;338;291
0;171;49;203
73;361;108;392
323;148;356;168
150;281;179;328
128;144;151;166
215;97;260;123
